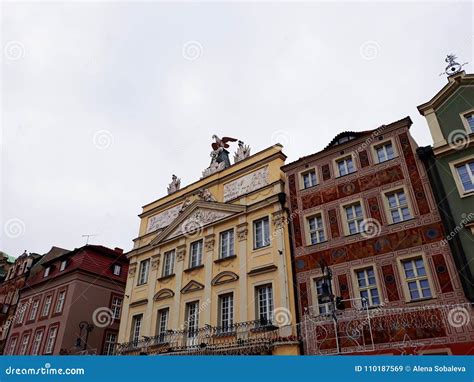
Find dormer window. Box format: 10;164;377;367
113;264;121;276
59;260;67;272
43;266;51;278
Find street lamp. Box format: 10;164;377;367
76;321;94;351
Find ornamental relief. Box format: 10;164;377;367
223;166;269;202
147;203;183;233
128;264;137;278
168;209;233;240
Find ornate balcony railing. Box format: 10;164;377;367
117;319;298;355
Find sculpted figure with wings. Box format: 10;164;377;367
211;135;238;151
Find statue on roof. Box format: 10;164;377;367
167;174;181;195
201;135;239;178
440;54;467;77
233;140;251;163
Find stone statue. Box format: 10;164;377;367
233;140;251;163
167;174;181;195
201;135;238;178
195;188;216;202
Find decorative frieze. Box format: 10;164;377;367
168;209;233;240
223;166;269;202
147;204;183;233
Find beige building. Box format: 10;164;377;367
117;142;299;355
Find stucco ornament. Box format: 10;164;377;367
147;204;183;233
167;174;181;195
223;166;269;202
195;188;216;202
233;140;251;163
201;135;238;178
169;209;233;239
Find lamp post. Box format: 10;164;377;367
77;321;94;351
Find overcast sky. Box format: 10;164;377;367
1;1;473;258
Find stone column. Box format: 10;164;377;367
118;259;137;343
203;232;215;325
272;210;290;312
237;221;249;322
171;243;186;329
141;251;161;336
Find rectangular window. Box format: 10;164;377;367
41;296;52;317
162;250;175;277
185;301;199;338
103;332;117;355
386;190;412;223
29;300;40;321
218;294;234;332
402;258;432;301
16;303;27;324
44;327;58;354
113;264;121;276
455;162;474;193
253;217;270;249
189;240;203;268
157;308;169;342
466;114;474;132
111;296;123;320
256;284;273;325
59;260;67;272
43;266;50;278
7;337;17;355
336;156;355;177
219;229;235;259
131;314;143;344
375;142;395;163
344;203;364;235
355;267;380;307
302;170;317;189
308;215;325;244
31;330;44;355
55;291;66;314
137;259;150;285
315;278;331;314
19;333;30;355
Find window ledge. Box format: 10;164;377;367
252;244;271;252
184;264;204;273
387;217;415;226
214;255;237;264
406;297;435;304
157;274;175;282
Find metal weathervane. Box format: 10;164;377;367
440;54;468;77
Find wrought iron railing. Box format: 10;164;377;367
117;319;297;355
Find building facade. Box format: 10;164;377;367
117;142;299;355
0;250;43;353
282;117;474;355
417;68;474;302
4;245;128;355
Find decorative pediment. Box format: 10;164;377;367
154;288;175;301
211;271;239;286
181;280;204;294
150;201;245;246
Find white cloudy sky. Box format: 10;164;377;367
1;1;473;257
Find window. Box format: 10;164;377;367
41;295;52;317
375;142;395;163
111;296;123;320
185;301;199;338
218;294;234;332
189;240;203;268
256;284;273;325
336;156;355;177
29;300;40;321
386;190;412;223
465;113;474;133
7;337;17;355
44;326;58;354
315;279;331;314
402;258;432;301
162;250;175;277
157;308;169;342
253;217;270;249
355;267;380;307
302;170;317;189
16;303;27;324
137;259;150;285
31;330;44;355
130;314;143;344
219;230;235;259
55;291;66;314
43;266;51;278
307;215;325;244
344;203;364;235
113;264;121;276
455;162;474;193
103;332;117;355
19;333;30;355
59;260;67;272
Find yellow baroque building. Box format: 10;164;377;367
117;143;299;355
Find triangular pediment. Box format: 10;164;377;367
153;288;175;301
150;200;245;246
181;280;205;294
211;271;239;286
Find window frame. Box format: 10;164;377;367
103;331;118;355
111;296;123;320
18;331;31;355
185;301;200;337
30;329;44;355
311;276;334;315
219;229;235;259
299;167;318;189
40;294;53;318
44;325;59;354
340;199;367;236
28;298;41;322
382;186;414;224
460;108;474;134
54;290;66;314
130;314;143;344
189;239;204;268
59;259;67;272
371;138;398;164
333;154;357;178
112;264;122;276
253;217;271;250
162;250;175;277
7;335;18;355
449;155;474;198
43;266;51;278
255;283;274;325
218;293;234;333
156;307;170;342
351;265;382;308
137;258;150;286
396;253;436;302
305;212;327;246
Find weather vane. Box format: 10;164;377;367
440;54;468;77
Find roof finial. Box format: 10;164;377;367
440;54;467;77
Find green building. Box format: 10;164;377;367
417;61;474;302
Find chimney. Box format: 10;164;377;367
114;247;124;255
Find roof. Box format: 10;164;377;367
281;116;412;172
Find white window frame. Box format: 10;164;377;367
253;217;270;249
162;250;175;277
397;254;435;302
19;332;30;355
131;314;143;343
31;330;44;355
113;264;121;276
29;299;40;321
219;229;235;259
256;284;273;324
185;301;200;338
16;302;27;324
372;139;397;164
44;326;58;354
189;240;203;268
383;187;413;224
450;157;474;197
111;296;123;320
341;200;366;236
137;259;150;285
41;295;52;317
157;308;169;341
306;213;326;245
218;293;234;332
7;337;18;355
103;332;117;355
43;266;50;278
352;266;381;307
334;154;356;177
313;277;333;315
55;291;66;313
300;168;318;189
59;260;67;272
460;108;474;134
